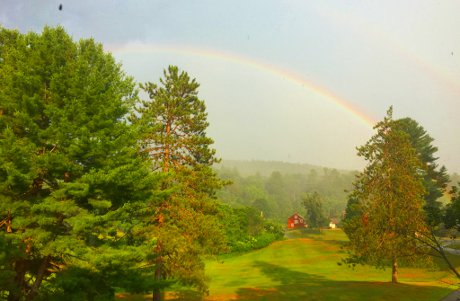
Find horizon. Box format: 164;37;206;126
216;158;460;175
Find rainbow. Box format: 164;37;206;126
107;42;377;128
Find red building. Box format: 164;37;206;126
287;213;306;229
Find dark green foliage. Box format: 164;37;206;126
0;26;157;300
394;118;449;226
252;198;272;218
39;267;116;301
446;174;460;228
343;196;361;224
445;186;460;230
303;192;328;228
217;204;284;253
217;166;354;223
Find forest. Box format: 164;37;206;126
2;26;460;301
216;160;356;223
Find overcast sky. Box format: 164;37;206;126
2;1;459;172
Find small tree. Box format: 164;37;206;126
252;198;272;218
343;107;428;283
303;192;327;229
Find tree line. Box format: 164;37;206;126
216;165;356;224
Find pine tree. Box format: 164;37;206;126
445;186;460;230
134;66;226;300
137;65;219;173
343;107;428;283
302;192;327;229
394;118;449;226
0;26;157;300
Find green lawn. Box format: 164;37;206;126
120;229;459;301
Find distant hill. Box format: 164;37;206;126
214;160;358;223
215;159;354;177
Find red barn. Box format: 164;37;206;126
287;213;306;229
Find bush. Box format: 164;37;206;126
217;203;285;253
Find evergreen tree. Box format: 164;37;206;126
394;118;449;226
0;26;157;300
445;186;460;231
343;107;428;283
343;196;361;224
252;198;272;218
137;65;219;173
302;192;327;228
134;66;225;300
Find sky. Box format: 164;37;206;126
2;1;459;172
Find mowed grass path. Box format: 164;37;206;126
121;229;458;300
201;229;456;301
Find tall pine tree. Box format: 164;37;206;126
343;107;428;283
135;66;225;300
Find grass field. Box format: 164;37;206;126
120;229;460;301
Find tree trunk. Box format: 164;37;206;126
153;119;170;301
163;121;171;173
153;257;163;301
391;258;398;283
8;259;28;301
26;256;50;301
153;239;163;301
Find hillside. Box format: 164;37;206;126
203;230;456;301
120;229;457;301
215;160;357;223
215;160;353;177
